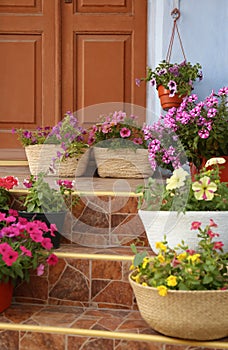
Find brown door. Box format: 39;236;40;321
0;0;147;159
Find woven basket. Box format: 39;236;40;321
25;144;61;176
56;149;90;177
93;147;152;178
129;272;228;340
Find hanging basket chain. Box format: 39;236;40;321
166;8;187;63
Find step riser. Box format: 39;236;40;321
14;255;136;309
12;193;149;248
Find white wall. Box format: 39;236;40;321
147;0;228;123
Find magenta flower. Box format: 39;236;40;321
2;249;19;266
198;129;210;139
190;221;201;230
20;245;32;257
120;127;131;138
47;254;58;265
37;264;45;276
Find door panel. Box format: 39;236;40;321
62;0;147;126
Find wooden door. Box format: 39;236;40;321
0;0;147;159
61;0;147;127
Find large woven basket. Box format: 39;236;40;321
129;272;228;340
25;144;61;176
93;147;152;178
56;149;90;177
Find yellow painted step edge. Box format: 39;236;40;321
0;323;226;349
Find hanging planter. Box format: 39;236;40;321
136;8;202;110
157;85;186;110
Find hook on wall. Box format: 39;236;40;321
171;8;180;21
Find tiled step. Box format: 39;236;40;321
1;303;228;350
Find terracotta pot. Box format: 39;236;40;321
0;281;13;313
157;85;185;110
190;156;228;182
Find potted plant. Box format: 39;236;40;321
136;60;203;110
12;125;59;175
0;209;58;312
162;86;228;172
16;173;78;248
88;110;152;178
136;158;228;252
48;111;89;177
12;111;89;177
0;176;19;210
129;220;228;340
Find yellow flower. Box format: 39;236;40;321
166;168;189;190
142;282;148;287
157;254;165;263
166;275;178;287
177;252;187;261
205;157;226;167
155;242;167;252
192;176;217;201
142;257;150;269
129;264;135;271
187;254;201;263
157;285;168;296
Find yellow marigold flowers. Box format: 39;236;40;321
157;285;168;296
187;254;201;263
157;254;165;263
166;275;178;287
177;252;187;261
142;282;148;287
142;257;150;269
155;242;167;252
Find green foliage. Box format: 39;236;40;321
23;173;79;213
130;222;228;293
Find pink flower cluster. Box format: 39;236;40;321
0;210;58;279
87;111;146;149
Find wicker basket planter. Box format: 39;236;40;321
93;147;152;178
25;144;61;176
56;149;90;177
129;272;228;340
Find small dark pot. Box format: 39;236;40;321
18;211;66;249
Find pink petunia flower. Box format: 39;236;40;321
120;127;131;138
46;254;58;266
191;221;201;230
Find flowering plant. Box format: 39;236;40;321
0;176;19;210
163;87;228;168
0;209;58;284
136;158;228;212
12;126;54;147
136;60;202;97
88;110;147;149
130;220;228;295
142;120;187;172
48;111;88;162
21;173;78;213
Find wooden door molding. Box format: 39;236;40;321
0;0;61;158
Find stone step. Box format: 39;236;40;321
0;303;228;349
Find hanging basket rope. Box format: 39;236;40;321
166;8;187;63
